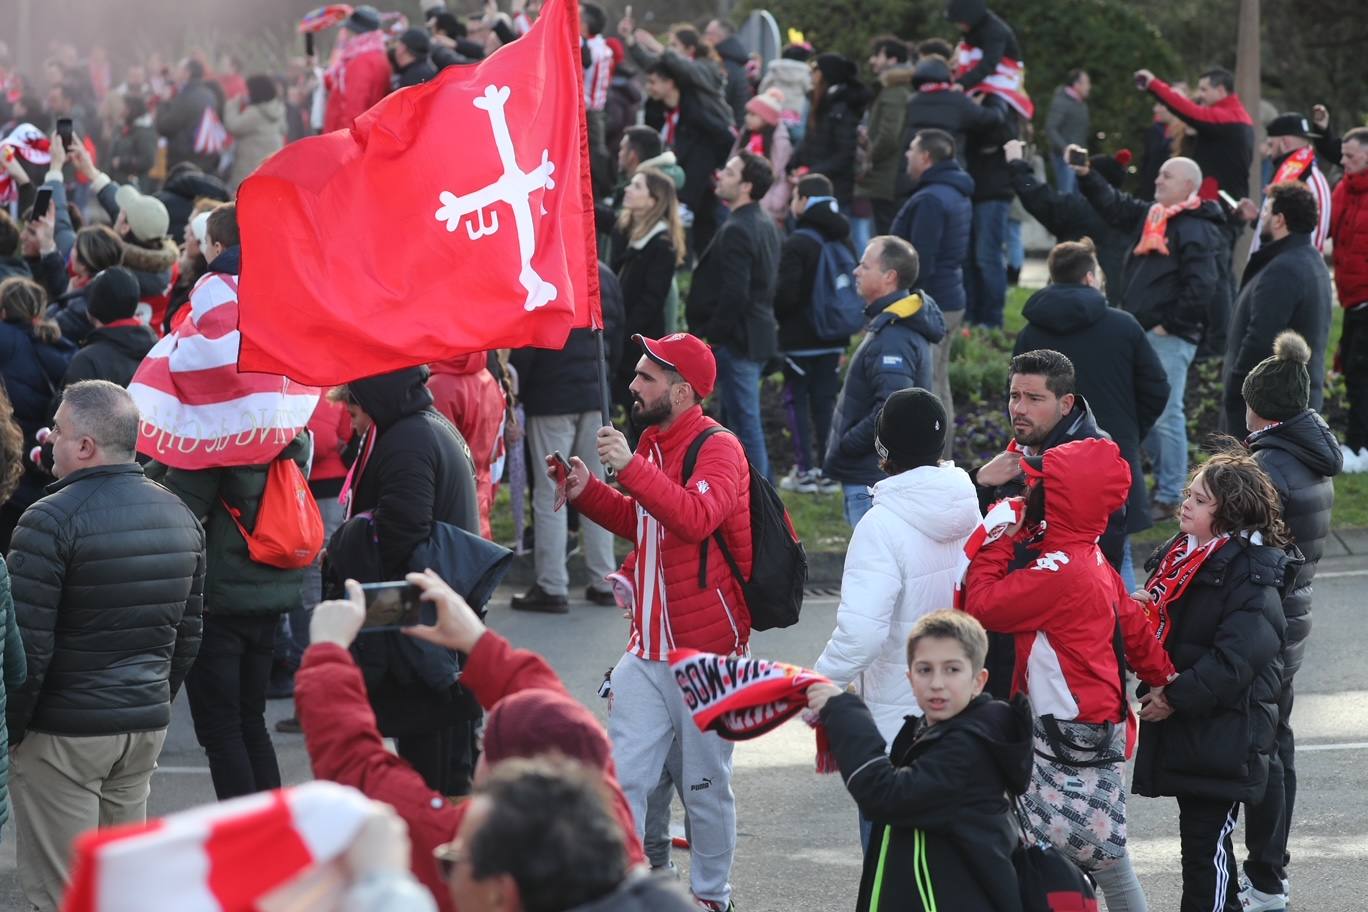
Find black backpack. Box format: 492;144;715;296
682;427;807;631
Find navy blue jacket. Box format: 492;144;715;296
0;321;75;512
823;290;946;486
891;160;974;314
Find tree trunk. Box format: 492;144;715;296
1234;0;1261;267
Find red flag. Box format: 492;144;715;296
237;0;599;386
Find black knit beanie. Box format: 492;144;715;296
86;266;141;325
875;388;947;470
1242;330;1311;422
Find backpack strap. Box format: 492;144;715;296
682;427;745;592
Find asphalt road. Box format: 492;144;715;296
2;559;1366;911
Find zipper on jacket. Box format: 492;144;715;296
716;588;741;653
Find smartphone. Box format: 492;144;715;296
1217;189;1239;213
551;450;571;473
31;187;53;221
358;582;432;631
56;118;74;151
1066;147;1088;167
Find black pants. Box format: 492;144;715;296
1343;305;1368;451
1177;796;1241;912
1244;676;1297;893
186;613;282;800
872;197;902;236
984;631;1016;700
781;353;841;473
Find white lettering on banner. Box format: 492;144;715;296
434;84;559;313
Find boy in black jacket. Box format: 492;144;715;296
809;610;1032;912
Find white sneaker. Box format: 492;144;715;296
1240;884;1288;911
778;468;806;492
1342;445;1367;473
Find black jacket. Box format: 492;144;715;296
964;94;1020;202
61;322;157;389
822;691;1032;912
823;290;946;486
1248;410;1341;681
612;225;676;391
794;81;872;205
891;159;975;314
154;78;221;171
0;320;75;513
394;57;438;89
1134;536;1293;803
946;0;1021;92
1221;233;1333;434
640;53;735;225
1015;284;1171;534
567;873;699;912
6;464;205;741
773;201;854;351
155;168;232;244
509;263;625;416
712;36;753;130
1080;169;1227;346
1007;159;1127;307
686;202;782;361
895;58;1004;200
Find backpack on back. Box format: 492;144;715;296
223;457;325;570
683;427;807;631
795;227;865;343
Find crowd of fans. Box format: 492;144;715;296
0;0;1360;910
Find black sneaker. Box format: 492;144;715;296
275;716;302;734
510;584;570;614
584;585;616;607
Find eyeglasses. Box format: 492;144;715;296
433;842;466;882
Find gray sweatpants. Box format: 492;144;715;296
609;652;735;906
643;737;687;867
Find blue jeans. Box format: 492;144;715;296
843;483;873;528
967;200;1010;328
1120;537;1136;593
1052;153;1079;195
713;344;769;480
1143;330;1197;504
1006;217;1024;271
849;216;873;254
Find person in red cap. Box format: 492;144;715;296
558;331;752;912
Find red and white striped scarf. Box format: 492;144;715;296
193;106;230;156
0;123;51;204
953;42;1034;119
128;271;320;469
1141;533;1230;645
327;30;388;95
628;441;673;661
63;782;374;912
1134;194;1201;256
584;34;613;111
953;497;1025;609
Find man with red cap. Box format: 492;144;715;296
560;331;752;912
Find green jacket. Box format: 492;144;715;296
147;433;311;615
0;558;28;829
855;65;915;202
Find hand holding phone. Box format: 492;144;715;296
56;118;74;152
31;187;53;221
358;581;431;631
1066;147;1088;167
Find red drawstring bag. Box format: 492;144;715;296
222;458;324;569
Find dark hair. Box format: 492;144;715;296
468;758;627;912
1345;126;1368;147
1195;446;1291;547
1066;67;1088;87
184;58;206;81
670;26;704;56
906;610;988;672
1011;349;1076;398
0;385;24;506
916;38;954;61
581;2;607;36
246;74;277;105
736;150;775;201
870;36;910;63
622;125;662;164
0;211;17;257
795;173;834;199
1199;67;1235;93
913;127;955;163
1047;238;1098;285
644;59;678;85
74;225;123;274
1266;181;1319;236
429;11;465;37
122;92;147;126
709;18;737;37
872;235;919;289
0;276;60;345
206;203;239;250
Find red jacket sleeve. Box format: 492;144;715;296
616;436;744;544
962;535;1067;633
460;629;568;706
1113;576;1176;687
573;474;638;539
295;643;462;912
1147;78;1249;129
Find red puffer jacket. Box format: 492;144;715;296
575;405;752;660
1331;169;1368;308
964;438;1175;728
429;354;505;540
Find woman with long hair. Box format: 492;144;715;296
730;88;793;226
223;74;286;190
793;53;871;211
1132;447;1295;912
611;166;684;409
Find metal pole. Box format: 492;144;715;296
594;328;615;478
1234;0;1262;268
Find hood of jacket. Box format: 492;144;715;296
946;0;988;26
348;365;434;431
867;290;947;345
1240;231;1312;287
913;158;975;197
120;236;179;275
429;352;488;376
880;64;916;89
870;463;981;543
1181;199;1229;227
795;199;850;242
160;169;231;203
567;872;697;912
824;80;872;116
206;245;241;276
1249;409;1344;478
85;322;157;359
763;58;812;91
713;35;749;66
919;693;1034;795
1037;436;1131;547
1021;282;1107;334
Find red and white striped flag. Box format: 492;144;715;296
128;270;320;469
953;497;1024;609
63;782;373;912
193;106;230;156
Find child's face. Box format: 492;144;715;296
1179;470;1219;543
744;111;765;133
907;637;988;725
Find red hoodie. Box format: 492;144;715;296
964;438;1175;727
295;633;645;912
428;354;505;539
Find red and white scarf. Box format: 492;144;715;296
1134;194;1202;256
327;30;387;94
953;497;1026;609
952;42;1034;118
670;648;838;773
0;123;51;204
1141;533;1231;645
1270;146;1315;186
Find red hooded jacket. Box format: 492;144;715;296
295;632;644;912
428;354;505;539
964;438;1175;726
1331;168;1368;308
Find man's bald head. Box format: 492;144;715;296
1156;156;1202;206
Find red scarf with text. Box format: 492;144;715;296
1134;194;1202;256
1142;534;1230;645
1270;146;1315;186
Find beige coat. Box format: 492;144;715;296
223;97;286;190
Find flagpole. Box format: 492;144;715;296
593;328;616;478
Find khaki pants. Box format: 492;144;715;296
12;729;167;911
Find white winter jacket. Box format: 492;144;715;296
814;464;982;745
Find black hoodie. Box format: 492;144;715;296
1248;409;1342;679
712;35;753;130
773;201;854;351
61;322;157;389
822;691;1032;912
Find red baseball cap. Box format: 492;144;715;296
633;333;716;398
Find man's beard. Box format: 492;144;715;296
631;392;672;427
1259;228;1275;247
1012;419;1050;448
